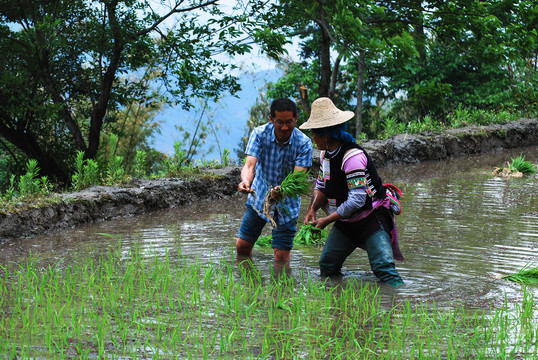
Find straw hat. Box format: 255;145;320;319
299;97;355;130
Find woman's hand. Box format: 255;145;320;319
308;216;332;229
303;209;317;225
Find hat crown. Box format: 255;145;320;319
299;97;354;130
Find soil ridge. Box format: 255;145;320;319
1;118;537;242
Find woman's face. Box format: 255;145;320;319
312;132;328;150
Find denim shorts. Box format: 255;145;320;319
238;204;297;251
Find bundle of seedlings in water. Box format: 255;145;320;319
509;154;536;174
503;264;538;285
493;154;536;176
294;223;328;246
264;170;311;226
254;224;328;248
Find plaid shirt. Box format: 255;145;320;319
246;122;313;225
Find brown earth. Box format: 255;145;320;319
1;118;537;243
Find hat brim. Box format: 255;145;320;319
299;110;355;130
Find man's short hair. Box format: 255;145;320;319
270;98;297;118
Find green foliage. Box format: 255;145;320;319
380;105;526;140
106;156;127;185
17;160;39;197
72;151;105;190
0;0;287;182
258;0;537;138
254;235;273;248
254;223;328;247
509;154;536;174
221;148;231;167
2;159;54;200
133;150;147;178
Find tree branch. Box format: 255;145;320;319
136;0;219;37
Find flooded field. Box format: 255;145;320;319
1;146;537;358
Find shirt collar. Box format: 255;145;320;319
270;123;294;146
324;144;342;159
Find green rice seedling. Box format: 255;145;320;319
278;170;311;199
503;264;538;285
294;223;328;246
509;154;536;174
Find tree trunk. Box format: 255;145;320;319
355;49;365;140
318;9;332;98
329;52;343;99
297;83;311;115
0;121;69;183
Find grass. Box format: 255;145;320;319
1;240;536;359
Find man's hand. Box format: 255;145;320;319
270;186;283;202
238;180;253;194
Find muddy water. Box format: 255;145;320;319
1;146;537;310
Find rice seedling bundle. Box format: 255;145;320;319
278;170;311;199
254;224;327;247
264;170;311;226
503;264;538;285
509;154;536;174
294;223;328;246
254;234;273;248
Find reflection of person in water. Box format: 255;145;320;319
300;98;404;287
235;98;313;264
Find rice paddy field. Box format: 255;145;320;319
1;146;537;359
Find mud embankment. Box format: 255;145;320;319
1;118;537;242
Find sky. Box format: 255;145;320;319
148;0;301;161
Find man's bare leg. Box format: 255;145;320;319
236;238;255;257
273;248;290;262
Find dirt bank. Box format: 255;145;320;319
1;118;537;243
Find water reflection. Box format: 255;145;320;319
1;146;537;311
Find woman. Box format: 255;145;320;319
300;97;404;287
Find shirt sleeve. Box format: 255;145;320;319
294;136;313;168
335;149;369;218
336;188;367;218
245;127;262;159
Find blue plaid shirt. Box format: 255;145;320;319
246;122;313;225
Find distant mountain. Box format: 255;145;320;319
151;68;282;162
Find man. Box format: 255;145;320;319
236;98;313;262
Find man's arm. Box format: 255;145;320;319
237;155;257;193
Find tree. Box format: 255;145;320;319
261;0;537;139
0;0;286;183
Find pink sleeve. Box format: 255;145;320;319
342;150;367;172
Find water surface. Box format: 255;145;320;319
1;146;537;310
